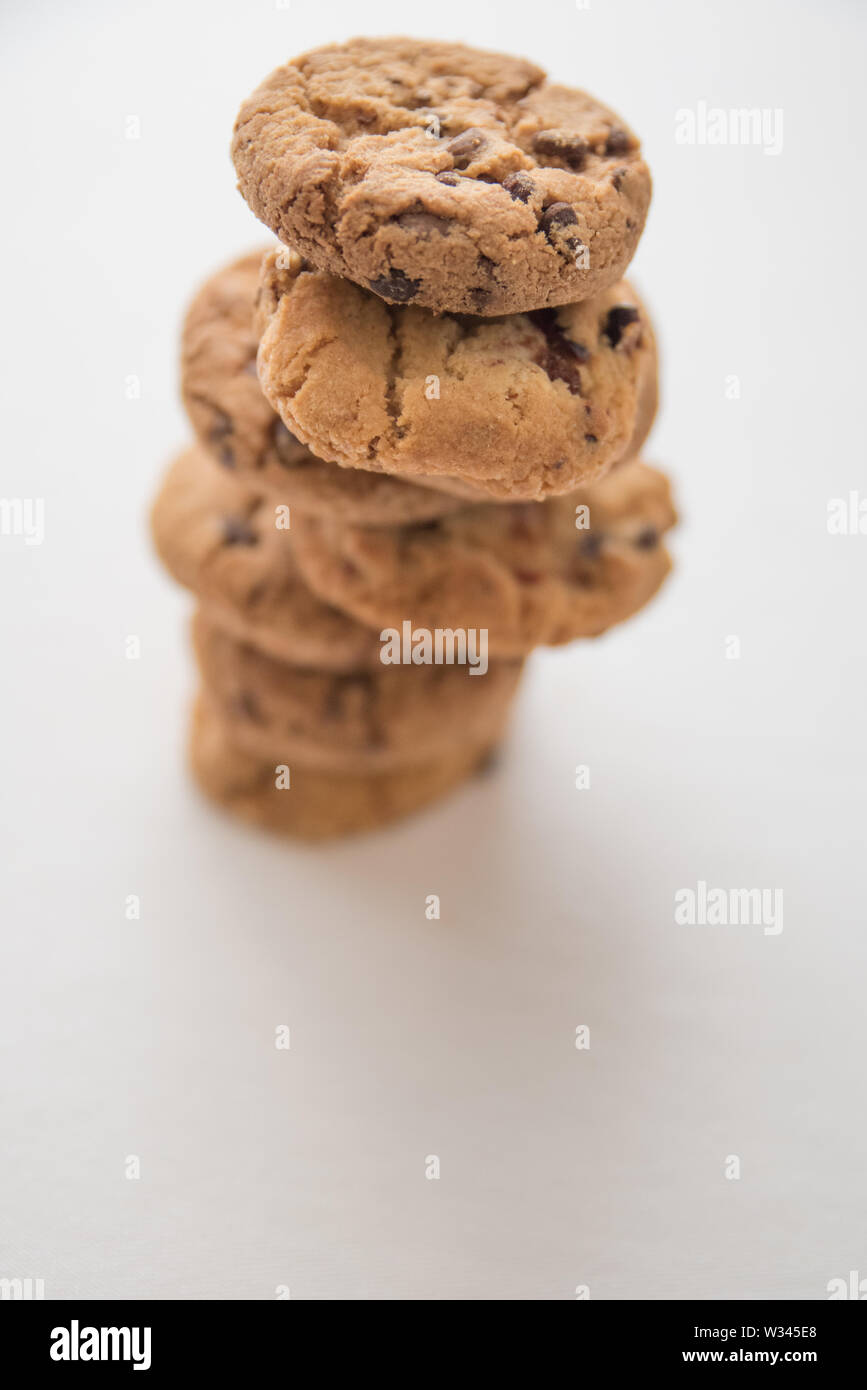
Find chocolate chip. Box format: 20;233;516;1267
217;442;235;469
603;304;640;347
509;509;536;540
324;672;375;723
502;171;535;202
540;203;578;233
605;127;632;156
368;268;421;303
538;202;584;257
436;171;460;186
532;130;589;168
584;433;598;444
272;418;309;468
475;745;502;776
515;569;542;585
221;516;258;546
528;308;589;394
633;526;659;550
611;167;627;192
208;409;232;442
579;533;604;559
233;689;263;723
446;127;486;166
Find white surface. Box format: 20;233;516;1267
1;0;865;1300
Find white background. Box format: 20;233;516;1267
1;0;865;1300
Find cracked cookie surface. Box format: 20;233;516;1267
290;460;677;657
232;37;651;315
256;250;657;500
190;695;497;840
181;249;475;524
192;609;523;773
151;444;382;671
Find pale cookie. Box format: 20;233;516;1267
256;250;657;501
290;461;677;657
151;444;381;671
232;37;651;315
181;249;475;523
192;609;523;773
190;694;497;840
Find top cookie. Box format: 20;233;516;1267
231;37;651;316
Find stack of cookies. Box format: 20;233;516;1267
151;38;676;840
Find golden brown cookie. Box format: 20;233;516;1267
190;694;496;840
231;37;651;315
181;250;475;523
150;444;381;671
290;461;677;657
192;608;523;772
256;250;658;501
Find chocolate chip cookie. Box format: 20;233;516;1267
192;608;523;773
190;694;497;840
290;461;677;657
256;250;658;501
181;249;475;524
231;38;651;315
150;444;381;671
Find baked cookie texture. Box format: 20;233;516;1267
192;609;524;773
151;444;381;671
147;36;673;842
231;37;651;316
190;695;496;840
256;249;658;500
181;249;478;524
290;461;676;657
